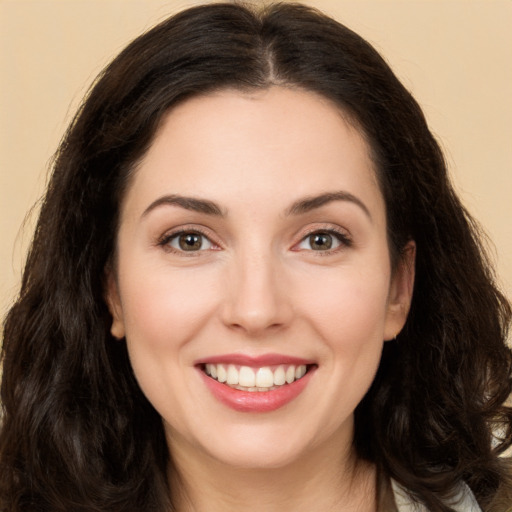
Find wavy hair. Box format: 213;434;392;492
1;3;511;511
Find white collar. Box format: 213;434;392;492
391;479;481;511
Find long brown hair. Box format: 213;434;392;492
1;3;511;511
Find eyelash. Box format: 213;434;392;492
157;226;352;255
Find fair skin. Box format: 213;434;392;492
107;86;415;511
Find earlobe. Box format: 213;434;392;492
104;270;126;340
384;241;416;341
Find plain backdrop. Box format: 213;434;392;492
1;0;511;324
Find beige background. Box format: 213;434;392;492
1;0;511;322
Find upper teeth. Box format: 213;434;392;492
204;364;307;389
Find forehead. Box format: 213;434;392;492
122;86;383;219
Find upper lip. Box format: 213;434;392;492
194;353;315;367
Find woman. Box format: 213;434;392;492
1;2;511;511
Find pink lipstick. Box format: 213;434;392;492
195;353;316;413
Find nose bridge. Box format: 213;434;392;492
221;243;290;334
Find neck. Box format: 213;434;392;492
167;430;377;512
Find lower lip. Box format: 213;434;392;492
199;368;315;413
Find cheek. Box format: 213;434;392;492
118;266;222;421
297;265;391;347
300;266;390;416
118;264;221;353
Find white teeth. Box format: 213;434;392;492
226;365;239;385
273;366;286;386
217;364;227;383
204;363;310;390
239;366;256;387
295;365;306;379
256;367;274;387
285;366;295;384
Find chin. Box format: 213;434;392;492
187;417;343;472
208;441;307;471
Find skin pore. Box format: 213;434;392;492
106;87;415;511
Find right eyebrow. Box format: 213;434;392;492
285;191;372;221
141;194;226;218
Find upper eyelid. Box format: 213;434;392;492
159;224;215;239
300;225;349;236
296;224;352;241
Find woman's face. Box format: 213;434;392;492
107;87;414;470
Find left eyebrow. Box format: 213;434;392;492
141;194;226;219
285;191;372;220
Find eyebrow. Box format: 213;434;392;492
285;191;372;220
141;190;371;221
141;194;225;218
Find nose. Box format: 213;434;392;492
220;250;293;336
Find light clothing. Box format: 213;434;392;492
392;479;482;511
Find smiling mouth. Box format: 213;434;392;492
202;363;314;392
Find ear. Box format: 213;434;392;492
384;241;416;341
104;268;126;340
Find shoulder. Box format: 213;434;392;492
391;479;482;511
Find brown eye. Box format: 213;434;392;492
295;230;350;252
309;233;333;251
179;233;202;251
166;232;213;252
